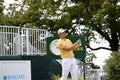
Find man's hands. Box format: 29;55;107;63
75;39;81;46
73;39;81;50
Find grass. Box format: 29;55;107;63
50;73;83;80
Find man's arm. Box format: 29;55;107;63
73;45;79;50
62;39;81;51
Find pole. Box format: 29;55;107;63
83;60;86;80
74;1;86;80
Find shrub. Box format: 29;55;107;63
103;51;120;80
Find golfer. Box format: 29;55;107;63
57;28;81;80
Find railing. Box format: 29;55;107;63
86;69;105;80
0;26;20;55
0;26;52;56
21;28;52;55
76;61;105;80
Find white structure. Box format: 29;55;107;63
0;26;52;56
0;26;20;55
0;61;31;80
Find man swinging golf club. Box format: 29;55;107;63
57;28;81;80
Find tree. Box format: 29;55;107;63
80;0;120;70
103;51;120;80
4;0;120;51
0;0;4;25
81;0;120;51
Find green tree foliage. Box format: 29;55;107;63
103;51;120;80
82;0;120;51
0;0;4;25
3;0;120;51
86;51;100;69
0;0;4;13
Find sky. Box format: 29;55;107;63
90;41;111;69
3;0;14;14
4;0;111;69
4;0;14;6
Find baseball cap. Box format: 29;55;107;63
57;28;66;35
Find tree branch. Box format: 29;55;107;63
96;27;111;43
86;44;112;51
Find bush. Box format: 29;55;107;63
103;51;120;80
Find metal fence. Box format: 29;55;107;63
0;26;52;56
86;69;105;80
0;26;20;55
21;28;52;55
77;61;105;80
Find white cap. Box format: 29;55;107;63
57;28;66;35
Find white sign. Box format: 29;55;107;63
0;60;31;80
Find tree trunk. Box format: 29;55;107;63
110;30;119;51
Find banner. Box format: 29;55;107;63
47;36;86;60
0;60;31;80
